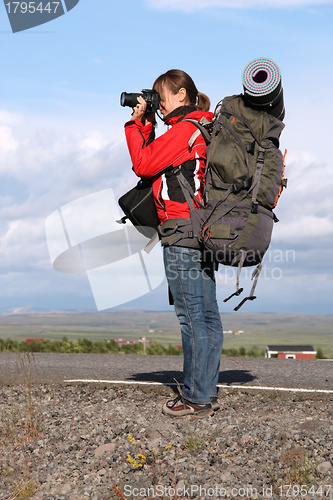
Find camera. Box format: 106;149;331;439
120;89;160;114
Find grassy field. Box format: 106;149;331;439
0;310;332;357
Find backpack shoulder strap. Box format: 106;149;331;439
183;117;212;147
172;165;205;208
250;145;266;214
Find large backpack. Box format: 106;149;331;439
159;94;287;310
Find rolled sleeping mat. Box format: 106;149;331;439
242;58;285;121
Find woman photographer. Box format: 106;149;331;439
124;69;223;418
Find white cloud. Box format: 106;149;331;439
0;110;23;126
0;125;19;152
273;153;333;243
0;109;133;190
79;130;110;153
145;0;333;10
0;110;137;288
274;215;333;241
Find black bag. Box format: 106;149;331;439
118;179;159;238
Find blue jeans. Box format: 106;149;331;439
163;246;223;404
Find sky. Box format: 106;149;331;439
0;0;333;315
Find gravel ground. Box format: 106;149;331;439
0;383;332;500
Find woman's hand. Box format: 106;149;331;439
131;96;154;125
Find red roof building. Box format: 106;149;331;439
265;345;317;360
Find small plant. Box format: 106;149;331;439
0;351;43;499
124;432;182;499
127;433;173;468
12;477;37;500
285;448;319;485
183;429;205;453
127;452;146;469
316;347;326;359
127;433;146;469
269;444;321;493
0;351;43;446
113;483;126;500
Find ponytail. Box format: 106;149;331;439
197;92;210;112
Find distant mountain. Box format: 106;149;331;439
0;306;95;317
0;306;168;317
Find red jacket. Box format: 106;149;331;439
125;106;213;224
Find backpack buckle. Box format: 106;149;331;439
251;202;259;214
257;150;265;163
223;288;244;303
234;295;257;311
232;181;246;193
232;178;252;193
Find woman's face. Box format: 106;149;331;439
158;84;187;118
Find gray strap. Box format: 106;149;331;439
173;167;205;208
249;263;262;298
211;179;235;190
188;129;201;148
158;218;192;236
201;179;256;232
234;262;262;311
158;218;195;247
143;232;159;254
211;177;252;192
223;250;246;303
184;117;212;147
160;231;191;247
233;250;247;293
251;146;266;211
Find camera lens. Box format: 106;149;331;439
120;92;128;107
120;92;142;108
